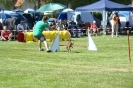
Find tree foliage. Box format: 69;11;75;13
51;0;131;9
0;0;15;10
111;0;131;5
51;0;98;9
0;0;132;10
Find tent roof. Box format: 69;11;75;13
61;8;74;13
75;0;133;11
128;4;132;7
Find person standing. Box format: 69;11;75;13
111;12;119;37
33;15;51;52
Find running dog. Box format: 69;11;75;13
66;40;74;52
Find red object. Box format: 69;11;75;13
91;24;98;29
85;22;91;30
17;32;25;42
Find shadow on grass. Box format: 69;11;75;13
61;50;81;53
74;51;81;53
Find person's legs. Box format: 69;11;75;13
8;33;12;40
111;24;115;37
38;40;42;50
34;34;51;52
34;36;43;51
1;37;8;41
96;29;98;36
115;24;119;37
40;35;51;52
43;41;49;51
94;29;98;36
92;29;97;36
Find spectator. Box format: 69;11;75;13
69;20;77;29
106;17;111;28
1;26;12;41
6;21;13;31
111;12;119;37
17;20;24;32
90;21;98;36
63;20;69;30
56;19;64;30
49;21;56;30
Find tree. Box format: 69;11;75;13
111;0;131;5
0;0;15;10
29;0;52;9
51;0;97;9
0;0;132;10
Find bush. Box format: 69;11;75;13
91;12;102;21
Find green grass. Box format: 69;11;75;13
0;35;133;88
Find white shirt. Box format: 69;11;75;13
17;24;24;31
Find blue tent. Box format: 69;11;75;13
118;11;129;21
115;4;132;25
0;13;11;19
57;8;74;21
128;4;132;7
0;10;12;24
75;0;133;11
75;0;133;34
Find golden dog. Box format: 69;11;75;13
66;40;74;52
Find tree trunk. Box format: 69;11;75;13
38;0;40;9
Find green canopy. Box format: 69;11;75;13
36;3;66;12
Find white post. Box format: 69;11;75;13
132;0;133;7
102;10;106;35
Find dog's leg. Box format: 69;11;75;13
66;46;69;52
68;47;70;53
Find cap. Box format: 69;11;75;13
93;21;96;23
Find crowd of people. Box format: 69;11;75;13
0;17;100;41
0;13;123;40
49;19;99;37
0;12;122;43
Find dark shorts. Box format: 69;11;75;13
34;34;46;41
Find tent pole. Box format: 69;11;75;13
102;10;106;35
132;0;133;7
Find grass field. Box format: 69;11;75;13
0;35;133;88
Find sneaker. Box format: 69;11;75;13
39;48;44;51
46;49;51;52
8;39;12;41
